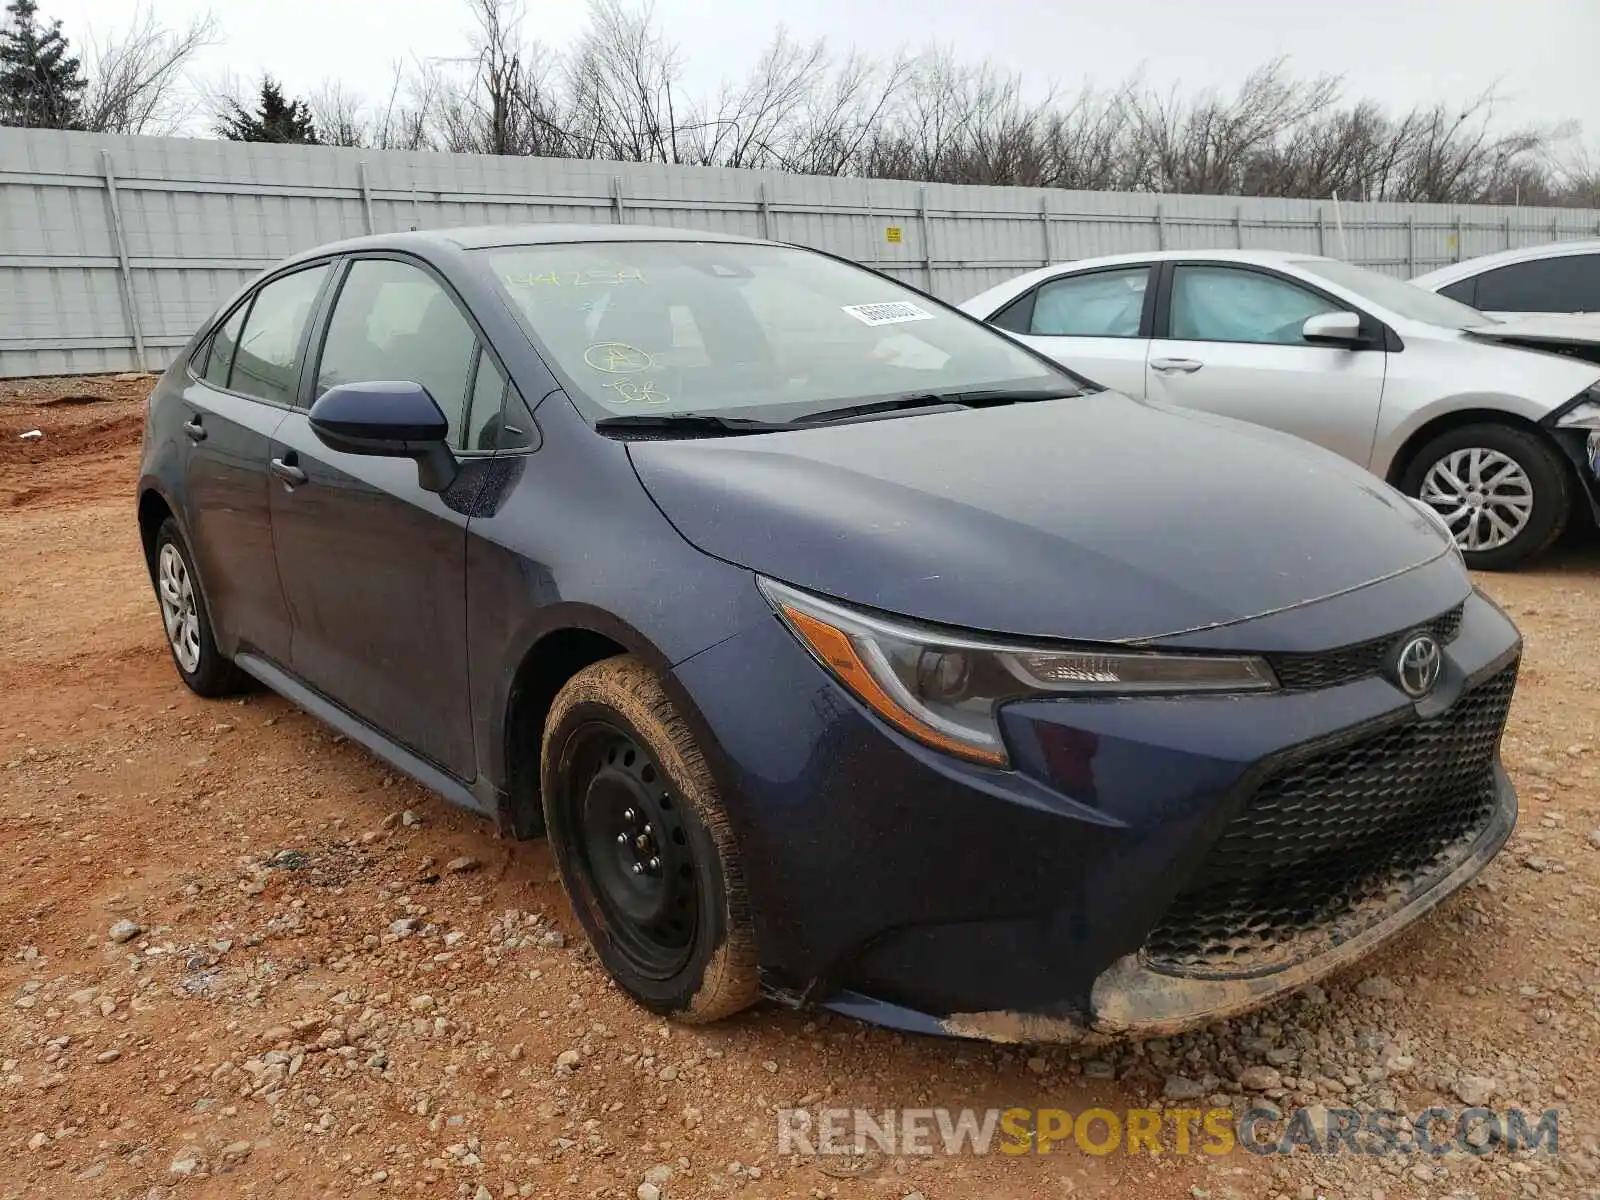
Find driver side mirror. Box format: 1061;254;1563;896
1301;311;1365;346
308;381;458;493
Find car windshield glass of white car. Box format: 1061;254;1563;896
482;241;1073;421
1298;259;1489;329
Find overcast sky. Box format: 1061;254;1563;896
44;0;1600;138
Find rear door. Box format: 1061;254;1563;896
986;264;1154;396
267;255;481;779
1146;262;1387;468
178;264;332;663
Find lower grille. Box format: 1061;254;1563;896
1144;662;1517;978
1267;604;1464;691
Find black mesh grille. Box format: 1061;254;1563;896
1267;604;1465;692
1144;661;1516;978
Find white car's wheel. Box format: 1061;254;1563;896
1401;424;1571;570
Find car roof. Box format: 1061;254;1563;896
1029;248;1327;270
1411;238;1600;288
281;222;771;265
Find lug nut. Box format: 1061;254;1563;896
631;863;644;875
623;808;636;822
616;833;628;845
648;856;661;871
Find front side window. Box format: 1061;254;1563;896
1473;254;1600;313
479;241;1073;423
1029;267;1150;337
317;258;478;444
1169;266;1338;345
228;265;330;404
464;351;508;452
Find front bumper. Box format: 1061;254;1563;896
673;563;1521;1041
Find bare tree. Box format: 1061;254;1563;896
230;0;1600;208
79;5;217;135
563;0;698;162
308;78;367;148
310;61;447;150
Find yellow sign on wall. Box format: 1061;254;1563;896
885;226;903;244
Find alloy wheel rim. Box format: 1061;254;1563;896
1419;447;1533;553
157;543;202;673
567;722;698;979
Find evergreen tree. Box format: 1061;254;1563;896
217;77;319;144
0;0;85;129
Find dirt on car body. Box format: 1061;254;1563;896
1;377;1597;1199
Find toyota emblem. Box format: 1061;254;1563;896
1393;633;1442;698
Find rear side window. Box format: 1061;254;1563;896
1472;254;1600;313
229;265;330;405
317;258;478;445
1438;277;1477;306
202;303;248;389
1029;267;1150;337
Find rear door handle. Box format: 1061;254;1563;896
269;457;307;487
182;417;207;442
1150;357;1204;374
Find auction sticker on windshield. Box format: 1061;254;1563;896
841;301;937;326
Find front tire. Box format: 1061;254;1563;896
1400;423;1571;571
541;655;759;1023
151;518;249;697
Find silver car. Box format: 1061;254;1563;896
960;250;1600;569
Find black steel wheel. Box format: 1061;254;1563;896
567;723;698;979
541;655;758;1022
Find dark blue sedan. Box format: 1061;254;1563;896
136;225;1521;1039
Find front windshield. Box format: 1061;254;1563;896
1297;258;1490;329
479;240;1076;422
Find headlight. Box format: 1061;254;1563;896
1554;396;1600;431
758;578;1277;767
1407;494;1463;559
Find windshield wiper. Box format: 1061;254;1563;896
594;413;793;438
791;387;1079;426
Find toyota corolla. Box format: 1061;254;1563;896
136;225;1521;1040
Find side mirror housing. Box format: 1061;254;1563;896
1301;311;1365;346
308;381;457;492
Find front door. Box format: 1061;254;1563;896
989;264;1154;396
267;256;480;779
1146;263;1386;467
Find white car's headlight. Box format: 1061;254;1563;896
1554;396;1600;431
759;578;1277;767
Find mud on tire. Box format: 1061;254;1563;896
540;654;759;1023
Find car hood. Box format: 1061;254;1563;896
1462;316;1600;366
626;395;1454;643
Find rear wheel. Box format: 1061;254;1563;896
541;655;758;1023
151;518;249;697
1400;423;1571;570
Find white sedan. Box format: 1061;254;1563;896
960;249;1600;569
1412;238;1600;319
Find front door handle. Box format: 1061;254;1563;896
269;457;307;487
182;417;207;442
1150;357;1204;374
